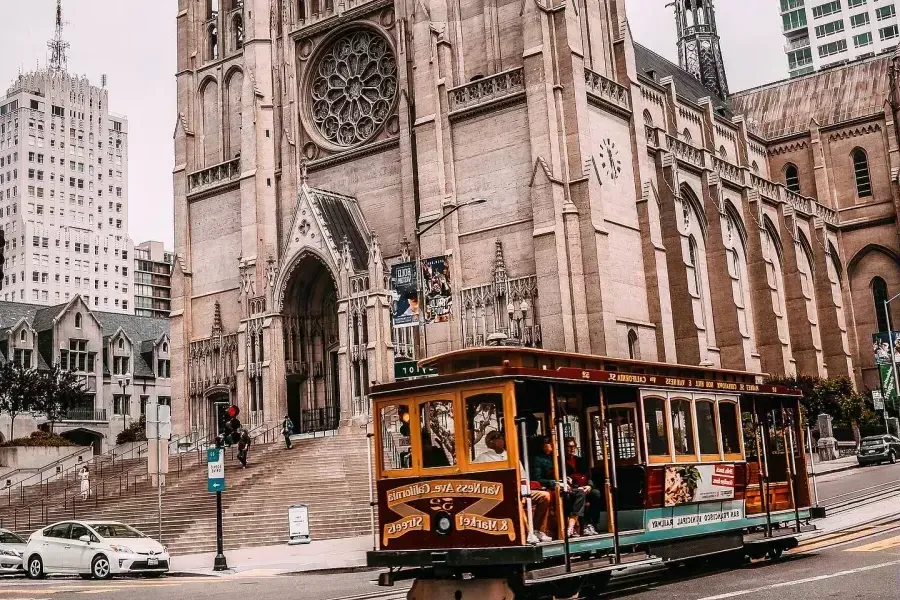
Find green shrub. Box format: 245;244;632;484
0;431;76;447
116;417;147;445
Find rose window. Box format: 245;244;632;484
309;29;398;147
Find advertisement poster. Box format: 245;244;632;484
422;256;452;324
872;332;900;366
664;464;735;506
391;262;419;328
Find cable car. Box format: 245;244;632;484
367;348;815;599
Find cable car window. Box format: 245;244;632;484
767;409;786;455
742;410;758;460
380;404;412;471
643;397;670;456
671;398;695;456
420;400;457;468
719;402;741;454
696;400;719;455
609;406;638;461
466;393;505;463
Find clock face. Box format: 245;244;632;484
599;138;623;181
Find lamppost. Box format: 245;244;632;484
507;299;529;344
414;198;487;358
884;294;900;429
117;373;131;445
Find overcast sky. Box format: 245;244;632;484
0;1;786;249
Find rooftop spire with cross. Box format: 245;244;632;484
48;0;70;72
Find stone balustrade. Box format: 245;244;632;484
666;134;706;169
584;68;630;111
712;156;744;186
448;67;525;113
187;157;241;195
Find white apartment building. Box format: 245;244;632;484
0;69;133;313
781;0;900;77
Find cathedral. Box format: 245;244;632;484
170;0;900;435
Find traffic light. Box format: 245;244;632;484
223;405;242;445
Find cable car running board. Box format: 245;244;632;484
523;555;662;585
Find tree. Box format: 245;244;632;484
0;362;44;440
38;364;87;430
766;374;854;426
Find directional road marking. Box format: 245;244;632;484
845;534;900;552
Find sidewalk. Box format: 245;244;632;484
171;535;373;576
809;454;860;477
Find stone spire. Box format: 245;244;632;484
673;0;729;98
48;0;70;72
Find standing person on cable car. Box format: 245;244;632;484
564;437;604;536
532;436;587;538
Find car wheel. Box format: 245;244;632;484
91;555;112;580
890;452;897;465
26;555;44;579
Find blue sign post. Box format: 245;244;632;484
207;447;228;571
207;448;225;492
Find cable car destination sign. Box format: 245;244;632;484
555;368;801;396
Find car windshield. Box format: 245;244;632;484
0;531;24;544
92;524;145;539
861;438;887;447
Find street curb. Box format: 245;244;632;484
809;463;860;477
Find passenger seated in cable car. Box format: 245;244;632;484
563;437;603;537
475;430;507;462
532;436;588;538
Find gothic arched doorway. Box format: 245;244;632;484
282;253;341;433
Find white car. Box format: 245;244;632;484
0;529;25;574
24;521;169;580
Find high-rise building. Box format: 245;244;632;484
133;240;172;318
0;1;132;312
780;0;900;77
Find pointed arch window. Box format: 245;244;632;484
643;110;654;126
784;163;800;193
75;313;82;329
20;329;26;342
208;24;219;61
853;148;872;197
874;276;889;333
751;161;759;173
233;15;244;50
682;128;693;144
718;145;728;159
627;329;640;360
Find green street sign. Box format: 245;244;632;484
394;361;437;380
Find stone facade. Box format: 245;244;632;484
171;0;898;437
0;297;170;450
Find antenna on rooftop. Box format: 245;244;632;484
48;0;70;72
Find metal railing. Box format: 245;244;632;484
62;408;108;421
0;445;93;490
298;405;340;435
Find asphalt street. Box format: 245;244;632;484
814;461;900;503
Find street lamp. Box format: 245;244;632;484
117;373;131;445
414;198;488;357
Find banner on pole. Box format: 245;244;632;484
422;256;452;324
391;261;420;328
880;364;898;409
872;331;900;365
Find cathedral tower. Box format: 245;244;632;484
674;0;729;98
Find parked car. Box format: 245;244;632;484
0;529;26;575
24;521;169;580
857;435;900;466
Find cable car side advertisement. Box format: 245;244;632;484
664;463;735;506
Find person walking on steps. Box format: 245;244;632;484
237;428;252;467
79;466;90;500
282;415;294;449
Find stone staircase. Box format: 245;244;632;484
9;433;373;555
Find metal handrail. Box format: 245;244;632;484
0;444;94;488
0;439;149;510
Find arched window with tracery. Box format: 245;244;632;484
784;163;800;193
722;206;756;345
874;276;890;333
762;220;791;350
682;128;693;144
680;185;716;350
643;110;653;127
718;146;728;159
853;148;872;197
